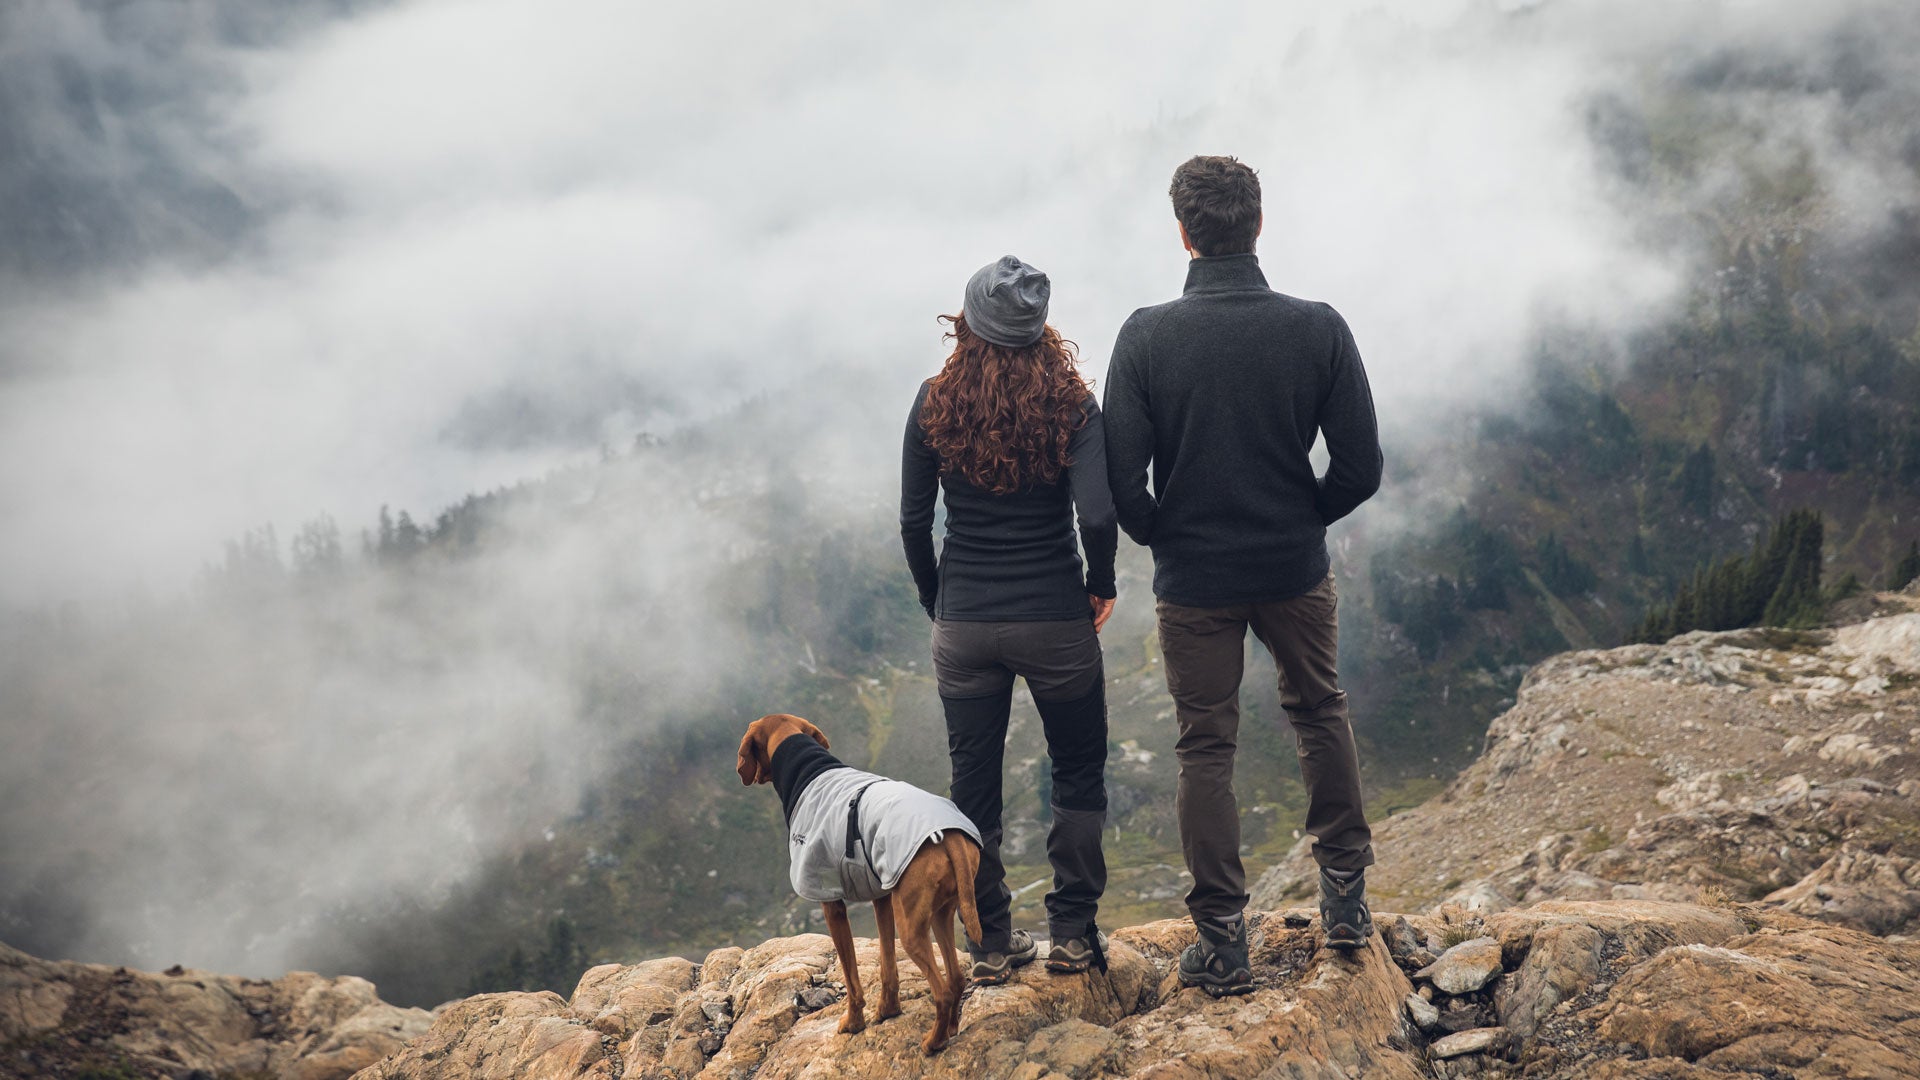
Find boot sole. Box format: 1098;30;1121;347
971;947;1039;985
1322;923;1372;952
1177;970;1253;997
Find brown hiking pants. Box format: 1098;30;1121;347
1156;572;1374;924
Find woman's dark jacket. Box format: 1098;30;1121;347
900;380;1118;621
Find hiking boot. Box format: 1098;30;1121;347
1320;867;1373;951
968;928;1038;985
1176;914;1252;997
1046;928;1109;974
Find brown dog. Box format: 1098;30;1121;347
737;713;983;1054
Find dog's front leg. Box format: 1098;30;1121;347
822;901;865;1034
871;894;902;1020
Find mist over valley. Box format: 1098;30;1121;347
3;0;1919;1011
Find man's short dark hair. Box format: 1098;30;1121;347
1169;155;1261;257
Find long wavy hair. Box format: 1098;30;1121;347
920;312;1091;495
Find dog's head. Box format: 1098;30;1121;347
736;713;830;786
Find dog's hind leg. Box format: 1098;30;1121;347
896;921;951;1054
822;901;866;1034
929;894;966;1037
871;894;903;1021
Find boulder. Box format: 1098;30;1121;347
1413;937;1503;996
0;943;429;1080
1590;924;1920;1077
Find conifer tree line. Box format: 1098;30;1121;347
1633;510;1829;643
1894;541;1920;593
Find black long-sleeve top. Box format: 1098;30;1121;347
900;381;1118;621
1103;254;1382;607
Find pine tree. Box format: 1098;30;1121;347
1890;540;1920;591
1626;533;1652;576
1678;443;1715;517
1762;511;1824;627
1630;509;1830;642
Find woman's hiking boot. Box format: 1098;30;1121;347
969;928;1038;985
1176;914;1252;997
1046;927;1109;973
1320;867;1373;951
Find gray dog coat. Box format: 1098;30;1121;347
769;735;981;904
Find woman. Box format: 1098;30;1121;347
900;254;1117;983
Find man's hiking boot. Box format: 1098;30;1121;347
1320;867;1373;951
1046;928;1109;974
1176;914;1252;997
968;928;1038;985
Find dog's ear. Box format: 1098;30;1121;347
736;721;770;786
795;716;830;751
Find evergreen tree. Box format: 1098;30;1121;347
1678;443;1715;517
291;514;343;578
1827;572;1863;603
1761;511;1824;627
1537;533;1597;595
1890;541;1920;591
1632;509;1829;642
393;511;425;559
1626;533;1652;576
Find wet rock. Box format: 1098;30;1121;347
1430;1026;1508;1059
1495;922;1601;1038
1405;993;1440;1032
1382;916;1421;962
1414;937;1503;995
795;985;839;1013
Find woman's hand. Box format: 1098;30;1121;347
1090;594;1115;633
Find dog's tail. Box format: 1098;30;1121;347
944;831;984;945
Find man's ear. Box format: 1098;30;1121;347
736;723;768;786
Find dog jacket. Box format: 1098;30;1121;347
769;735;981;904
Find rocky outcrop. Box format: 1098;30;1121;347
1254;602;1920;935
0;942;431;1079
351;914;1424;1080
332;895;1920;1079
13;897;1912;1078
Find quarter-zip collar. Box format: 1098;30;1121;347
1182;253;1269;295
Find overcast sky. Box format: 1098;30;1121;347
0;0;1765;606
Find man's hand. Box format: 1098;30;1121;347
1090;594;1115;633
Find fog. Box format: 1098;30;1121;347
2;0;1916;980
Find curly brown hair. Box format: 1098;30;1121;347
920;313;1091;495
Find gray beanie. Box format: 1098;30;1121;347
963;255;1050;348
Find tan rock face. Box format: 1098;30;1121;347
1254;607;1920;940
345;913;1425;1080
0;942;430;1080
330;898;1920;1079
1591;921;1920;1078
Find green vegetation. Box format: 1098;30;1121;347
1632;510;1827;642
1892;541;1920;591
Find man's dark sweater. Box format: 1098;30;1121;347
1103;254;1382;607
901;382;1118;621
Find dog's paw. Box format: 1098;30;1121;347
877;1000;902;1021
837;1007;866;1035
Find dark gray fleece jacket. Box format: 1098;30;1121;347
1102;254;1382;606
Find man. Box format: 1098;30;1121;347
1103;154;1382;997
